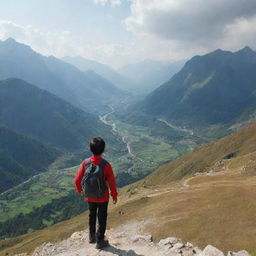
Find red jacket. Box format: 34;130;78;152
74;155;118;202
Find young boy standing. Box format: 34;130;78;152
74;137;118;249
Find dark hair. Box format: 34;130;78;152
90;137;105;156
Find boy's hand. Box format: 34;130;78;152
113;199;117;204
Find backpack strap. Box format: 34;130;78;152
84;158;92;171
85;158;91;164
99;159;108;169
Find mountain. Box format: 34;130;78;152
118;59;185;93
62;56;134;92
83;69;124;95
0;126;59;193
0;78;120;153
135;47;256;129
0;38;122;113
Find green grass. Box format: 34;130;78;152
0;166;78;222
106;117;193;179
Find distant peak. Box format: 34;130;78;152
210;48;231;56
1;37;34;53
3;37;17;44
237;46;254;54
212;48;224;53
3;37;17;43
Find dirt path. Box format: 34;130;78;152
31;221;202;256
182;170;228;189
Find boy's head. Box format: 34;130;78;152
89;137;105;156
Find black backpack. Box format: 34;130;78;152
82;158;107;198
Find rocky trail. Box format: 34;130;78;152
24;221;250;256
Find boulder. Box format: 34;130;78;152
200;245;224;256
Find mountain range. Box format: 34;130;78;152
118;59;185;93
62;56;134;93
63;56;184;94
0;38;122;113
127;47;256;132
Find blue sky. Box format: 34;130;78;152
1;0;256;68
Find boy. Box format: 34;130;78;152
74;137;118;249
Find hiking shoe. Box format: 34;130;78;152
89;237;96;243
89;234;96;244
96;239;109;249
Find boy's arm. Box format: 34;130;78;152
105;163;118;201
74;161;86;194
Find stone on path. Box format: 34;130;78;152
199;245;225;256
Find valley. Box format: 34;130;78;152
0;98;196;241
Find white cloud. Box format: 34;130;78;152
2;0;256;70
111;0;121;6
93;0;122;6
125;0;256;49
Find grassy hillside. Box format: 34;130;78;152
139;122;256;186
0;126;59;193
2;123;256;255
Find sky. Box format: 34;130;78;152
0;0;256;68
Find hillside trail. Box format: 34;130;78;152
31;221;202;256
181;169;228;189
144;169;229;199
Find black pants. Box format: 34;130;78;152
88;201;108;241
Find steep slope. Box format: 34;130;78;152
0;126;58;193
62;56;134;92
118;59;185;93
137;47;256;129
143;122;256;185
0;78;120;153
0;38;122;112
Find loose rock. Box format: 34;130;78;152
200;245;224;256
